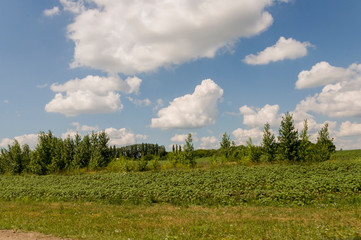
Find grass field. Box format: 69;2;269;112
1;201;361;240
1;149;361;239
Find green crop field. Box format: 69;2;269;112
1;150;361;239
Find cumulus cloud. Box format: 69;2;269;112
151;79;223;129
295;62;361;89
60;123;146;146
72;122;99;132
284;109;336;142
61;122;99;139
0;134;38;149
60;0;85;14
45;75;141;116
60;0;277;74
44;6;60;16
105;128;141;147
338;121;361;137
243;37;312;65
136;134;148;140
296;68;361;118
61;129;78;139
171;133;198;143
239;104;281;128
334;138;361;150
232;128;263;145
171;134;189;143
199;136;219;149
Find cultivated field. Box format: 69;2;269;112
1;150;361;239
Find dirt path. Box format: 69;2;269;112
0;230;72;240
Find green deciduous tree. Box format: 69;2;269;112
4;140;23;174
246;138;262;162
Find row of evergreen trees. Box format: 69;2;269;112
219;112;336;163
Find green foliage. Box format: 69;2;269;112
1;140;23;174
149;155;161;171
2;159;361;206
220;132;231;160
278;112;299;161
246;138;262;162
332;149;361;161
316;123;336;162
117;143;166;159
298;119;312;162
137;155;149;171
262;122;276;162
183;133;196;168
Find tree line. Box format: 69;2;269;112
0;112;336;174
218;112;335;163
0;131;166;175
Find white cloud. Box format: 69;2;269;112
136;134;148;140
170;133;198;143
296;73;361;118
0;134;38;149
45;90;122;116
239;104;281;128
3;100;8;104
232;128;263;145
60;0;85;14
37;83;48;89
243;37;312;65
61;122;99;139
338;121;361;137
199;136;219;149
45;75;141;116
104;128;138;147
334;137;361;150
71;122;99;132
127;97;151;107
151;79;223;129
61;129;78;139
153;99;164;111
44;6;60;16
171;134;189;143
295;62;361;89
49;75;141;95
63;0;277;74
124;76;142;95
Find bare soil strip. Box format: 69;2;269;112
0;230;71;240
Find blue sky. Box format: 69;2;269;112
1;0;361;150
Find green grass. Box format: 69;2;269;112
1;201;361;240
333;149;361;161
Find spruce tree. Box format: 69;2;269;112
183;133;196;168
298;119;311;162
278;112;299;161
315;123;335;161
262;122;276;162
220;132;231;160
